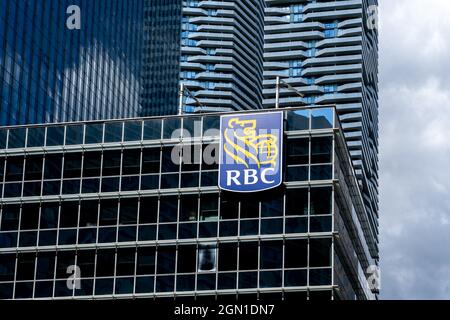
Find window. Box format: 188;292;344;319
101;177;120;193
261;196;283;218
287;138;309;165
20;203;40;230
16;253;36;280
311;165;332;180
198;244;217;272
5;156;23;181
324;29;336;38
124;121;142;141
157;246;176;274
163;118;181;140
63;153;82;178
96;249;116;277
202;144;219;171
286;189;308;215
22;180;40;197
239;242;258;271
99;200;118;226
139;197;158;224
102;150;121;176
36;252;55;280
309;269;332;286
310;238;332;267
116;248;136;276
55;251;75;279
218;243;237;271
137;247;156;275
181;145;201;172
311;108;333;129
85;124;103;144
261;218;283;235
79;200;99;227
260;271;282;288
46;126;65;146
220;194;239;220
27;127;45;147
62;179;80;194
122;149;141;175
119;198;138;225
24;155;43;180
285;270;307;287
142;148;160;174
285;240;307;268
1;204;20;231
311;137;332;163
83;152;102;177
200;194;218;221
287;110;310;131
59;202;79;228
8;128;26;149
158;224;177;241
162;146;179;173
240;197;259;219
177;245;197;273
82;178;100;194
104;123;123;143
179;195;198;222
183;117;202;138
310;187;332;215
44;154;62;179
77;250;95;278
40;203;59;229
0;130;6;149
159;196;178;223
260;241;283;270
143;120;162;140
65;125;84;145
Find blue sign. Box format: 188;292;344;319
219;112;284;192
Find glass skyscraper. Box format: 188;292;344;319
1;1;268;121
263;0;379;261
0;0;144;126
140;0;183;116
0;1;380;302
141;0;267;116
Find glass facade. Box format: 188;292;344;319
178;0;266;113
263;0;380;261
0;107;377;300
140;0;183;116
0;0;144;126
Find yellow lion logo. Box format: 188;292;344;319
223;117;278;169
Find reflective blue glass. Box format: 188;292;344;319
1;0;145;125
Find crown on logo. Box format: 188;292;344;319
223;117;278;168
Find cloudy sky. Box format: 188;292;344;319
379;0;450;299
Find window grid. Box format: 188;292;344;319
1;238;333;299
0;108;342;299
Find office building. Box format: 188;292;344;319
141;0;183;116
263;0;379;259
0;0;144;125
0;107;377;300
1;1;267;122
169;0;266;114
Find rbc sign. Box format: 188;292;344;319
219;112;284;192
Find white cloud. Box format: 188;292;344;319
379;0;450;299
